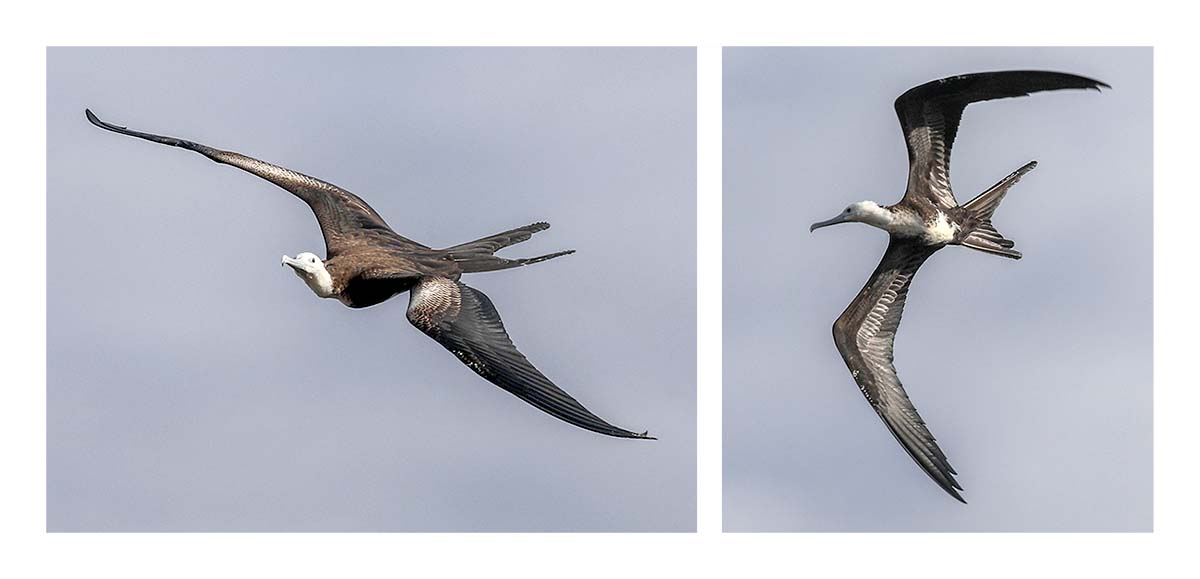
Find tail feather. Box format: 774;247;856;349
962;160;1037;220
452;250;575;273
516;249;575;266
968;222;1015;248
961;234;1022;259
959;161;1035;260
444;222;574;273
444;222;550;256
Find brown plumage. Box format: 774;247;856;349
85;109;652;440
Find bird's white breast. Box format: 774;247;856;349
922;211;960;245
888;210;958;245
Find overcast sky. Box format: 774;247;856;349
48;47;695;532
723;47;1151;531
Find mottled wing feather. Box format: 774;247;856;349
406;277;653;439
85;109;428;255
896;98;964;208
832;240;965;502
895;70;1110;209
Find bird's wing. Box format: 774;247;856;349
85;109;429;255
895;70;1109;209
832;239;964;502
406;276;654;439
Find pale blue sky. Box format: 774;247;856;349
48;47;696;531
723;47;1151;531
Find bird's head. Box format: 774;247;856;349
810;201;892;232
282;252;335;298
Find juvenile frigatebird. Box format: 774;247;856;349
85;109;653;440
809;71;1108;501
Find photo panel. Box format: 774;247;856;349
48;47;696;532
723;47;1151;531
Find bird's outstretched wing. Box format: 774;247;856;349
406;276;654;439
832;240;964;502
85;109;428;255
895;70;1109;209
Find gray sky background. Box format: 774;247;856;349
723;47;1151;531
48;48;695;531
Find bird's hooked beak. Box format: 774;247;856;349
281;255;304;272
810;212;850;232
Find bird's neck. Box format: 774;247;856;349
306;265;336;298
859;203;901;231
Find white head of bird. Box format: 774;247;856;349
810;201;895;232
281;252;334;298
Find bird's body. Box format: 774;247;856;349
86;109;652;440
315;250;428;308
810;71;1109;501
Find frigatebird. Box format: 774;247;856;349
809;71;1109;501
85;109;653;440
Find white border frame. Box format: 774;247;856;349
5;1;1197;577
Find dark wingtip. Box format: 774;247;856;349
84;108;126;131
1032;71;1110;94
1058;72;1110;92
946;479;967;503
609;428;655;440
941;479;967;503
1073;74;1109;92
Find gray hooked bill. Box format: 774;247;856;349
810;212;850;232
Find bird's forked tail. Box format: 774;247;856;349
444;222;575;273
959;160;1037;260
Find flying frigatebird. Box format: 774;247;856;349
809;71;1109;501
85;109;653;440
